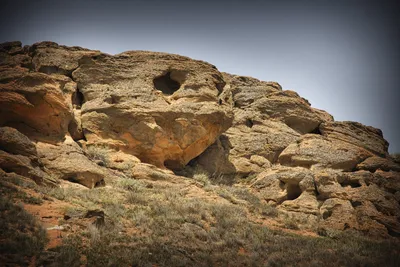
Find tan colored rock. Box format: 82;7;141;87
0;127;57;186
366;170;400;196
0;127;37;158
0;150;56;186
251;166;315;204
36;137;107;188
30;41;99;76
319;198;358;231
195;73;333;178
280;191;320;215
72;50;233;170
0;67;73;142
320;121;389;157
279;134;372;171
249;90;334;134
357;156;400;172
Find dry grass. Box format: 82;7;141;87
2;169;400;266
0;193;48;265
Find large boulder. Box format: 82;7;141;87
36;137;108;188
278;134;372;171
0;67;74;142
72;50;233;169
0;127;57;186
320;121;389;157
0;127;37;158
356;156;400;172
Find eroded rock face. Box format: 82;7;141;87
73;50;233;169
36;137;107;188
0;41;399;237
320;121;389;157
251;166;400;237
0;127;56;186
278;134;373;171
195;73;333;177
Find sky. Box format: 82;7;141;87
1;0;399;152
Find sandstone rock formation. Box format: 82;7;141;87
1;40;399;238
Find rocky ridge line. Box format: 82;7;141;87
0;41;399;237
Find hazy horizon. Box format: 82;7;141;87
1;0;399;152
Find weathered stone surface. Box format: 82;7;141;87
280;191;320;215
252;165;400;237
0;41;31;67
0;127;57;186
1;40;399;238
0;127;37;158
195;72;333;178
0;67;73;142
251;166;315;204
71;50;233;169
319;198;358;231
36;137;107;188
248;90;334;134
320;121;389;157
357;156;400;172
279;134;372;171
30;41;99;76
0;150;56;185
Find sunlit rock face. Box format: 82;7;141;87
0;41;233;174
1;41;400;238
72;50;233;169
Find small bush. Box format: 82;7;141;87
86;146;110;166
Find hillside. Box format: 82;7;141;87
0;41;399;266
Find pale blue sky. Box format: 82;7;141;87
1;0;399;152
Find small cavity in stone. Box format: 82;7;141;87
72;89;84;108
286;183;302;200
153;72;181;95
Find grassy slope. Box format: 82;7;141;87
0;170;399;267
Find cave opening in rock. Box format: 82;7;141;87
153;72;181;95
164;159;183;171
72;89;84;108
286;183;302;200
245;119;254;128
310;126;322;135
94;179;106;188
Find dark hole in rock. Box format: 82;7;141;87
38;66;60;75
153;72;181;95
310;126;322;135
351;200;362;208
286;183;302;200
72;89;84;108
164;159;183;171
322;210;332;220
187;156;199;167
245;119;254;128
278;181;286;191
340;180;361;188
66;175;79;184
94;180;105;188
386;226;400;237
344;223;350;230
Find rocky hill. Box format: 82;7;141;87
1;41;399;266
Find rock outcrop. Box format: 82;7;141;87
1;41;399;238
